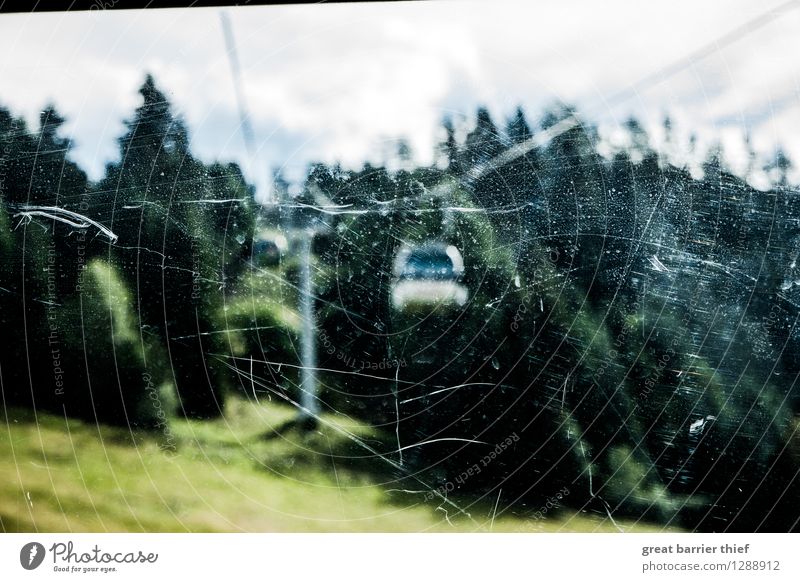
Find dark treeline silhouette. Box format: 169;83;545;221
306;105;800;532
1;75;255;429
1;74;798;531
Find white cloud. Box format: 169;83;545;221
0;0;799;193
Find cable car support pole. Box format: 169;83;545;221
298;230;319;427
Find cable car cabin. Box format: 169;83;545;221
252;231;288;268
391;241;468;311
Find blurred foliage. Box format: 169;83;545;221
1;77;799;531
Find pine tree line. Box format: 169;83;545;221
309;105;800;531
1;75;798;530
1;75;256;432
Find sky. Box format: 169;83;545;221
1;0;799;201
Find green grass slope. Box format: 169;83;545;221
1;397;674;533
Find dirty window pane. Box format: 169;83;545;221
1;1;799;534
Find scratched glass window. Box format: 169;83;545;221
0;1;799;533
